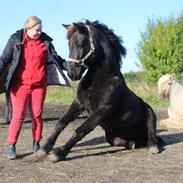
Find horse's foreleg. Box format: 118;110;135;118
49;106;110;162
145;104;159;154
40;99;84;154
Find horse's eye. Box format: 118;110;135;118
78;45;83;48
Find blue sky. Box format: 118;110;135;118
0;0;182;73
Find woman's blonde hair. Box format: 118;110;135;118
24;16;42;30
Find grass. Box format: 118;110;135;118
45;85;76;104
0;84;77;105
0;72;168;110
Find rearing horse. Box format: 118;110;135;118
37;20;160;162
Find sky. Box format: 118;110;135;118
0;0;182;73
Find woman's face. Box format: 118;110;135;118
27;23;42;39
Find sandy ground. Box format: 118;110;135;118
0;102;183;183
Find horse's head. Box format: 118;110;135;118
63;23;95;81
157;73;176;99
63;20;126;81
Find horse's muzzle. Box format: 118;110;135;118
67;70;82;81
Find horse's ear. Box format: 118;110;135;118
73;23;80;30
62;24;71;29
73;23;85;33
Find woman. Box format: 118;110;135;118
0;16;70;160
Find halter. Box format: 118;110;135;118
68;25;95;68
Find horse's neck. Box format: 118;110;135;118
169;81;183;109
170;81;183;98
81;66;122;90
82;68;105;87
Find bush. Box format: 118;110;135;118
137;13;183;82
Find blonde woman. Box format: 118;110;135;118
0;16;70;159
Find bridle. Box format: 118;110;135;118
68;25;95;68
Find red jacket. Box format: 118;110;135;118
17;33;47;87
0;29;70;93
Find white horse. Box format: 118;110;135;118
158;73;183;129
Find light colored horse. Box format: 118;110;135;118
158;73;183;129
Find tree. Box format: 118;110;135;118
175;14;183;67
137;13;183;82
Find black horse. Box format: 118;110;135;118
37;20;160;162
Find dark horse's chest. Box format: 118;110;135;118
77;84;103;110
77;76;121;111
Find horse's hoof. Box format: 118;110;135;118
128;141;135;149
48;153;61;163
149;146;159;155
48;149;66;163
33;149;47;162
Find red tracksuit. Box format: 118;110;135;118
7;33;47;144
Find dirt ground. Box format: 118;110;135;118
1;102;183;183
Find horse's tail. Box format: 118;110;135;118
156;135;166;146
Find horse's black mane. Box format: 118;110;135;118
78;20;127;66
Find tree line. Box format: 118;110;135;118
137;12;183;82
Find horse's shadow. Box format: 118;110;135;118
67;147;127;161
58;131;183;161
158;129;183;146
75;130;183;148
75;136;106;147
16;152;33;159
17;130;183;161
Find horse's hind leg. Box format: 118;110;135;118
38;99;84;156
145;104;159;154
105;131;135;149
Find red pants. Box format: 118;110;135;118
7;85;46;144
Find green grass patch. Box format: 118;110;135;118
0;85;76;105
0;72;169;109
45;85;76;104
